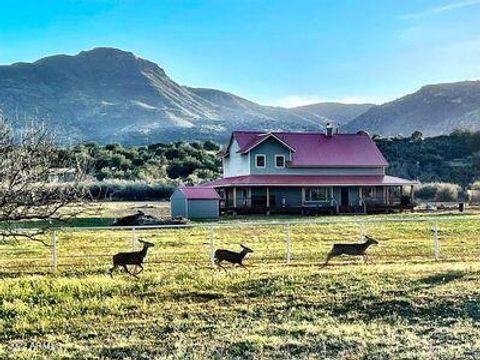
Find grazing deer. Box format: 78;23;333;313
214;244;253;271
322;235;378;267
109;239;155;278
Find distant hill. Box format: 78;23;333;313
292;102;374;125
0;48;329;145
2;47;479;143
346;81;480;136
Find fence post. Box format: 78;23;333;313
360;222;365;241
209;226;216;267
433;222;439;261
51;230;57;274
285;223;291;264
132;227;137;251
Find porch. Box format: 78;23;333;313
218;185;415;215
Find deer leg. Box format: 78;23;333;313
109;265;118;278
321;252;334;268
215;259;227;272
123;265;139;279
135;264;144;275
239;263;250;273
363;254;368;264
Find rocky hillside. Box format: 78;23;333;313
0;48;328;144
346;81;480;136
2;47;477;143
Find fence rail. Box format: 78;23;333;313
1;216;480;275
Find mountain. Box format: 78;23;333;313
291;102;374;125
0;47;327;145
345;81;480;136
3;47;477;143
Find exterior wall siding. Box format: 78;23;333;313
223;139;250;177
270;187;303;207
249;138;291;175
170;190;186;218
188;200;219;219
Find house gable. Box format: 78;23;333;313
249;137;292;175
239;132;296;154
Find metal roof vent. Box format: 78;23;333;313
325;123;334;137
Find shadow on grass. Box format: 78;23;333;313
171;291;224;302
416;270;466;287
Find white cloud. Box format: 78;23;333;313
400;0;480;20
271;95;383;108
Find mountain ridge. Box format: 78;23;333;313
1;47;479;144
0;47;337;144
345;80;480;136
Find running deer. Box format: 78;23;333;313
214;244;253;271
109;239;155;278
322;235;378;267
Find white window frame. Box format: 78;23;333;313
274;154;285;169
255;154;266;169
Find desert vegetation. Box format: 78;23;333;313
377;129;480;187
44;130;480;202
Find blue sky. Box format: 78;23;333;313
0;0;479;107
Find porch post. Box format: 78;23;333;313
410;185;414;202
301;187;305;206
266;187;270;215
232;187;237;209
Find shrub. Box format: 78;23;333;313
83;180;177;201
435;184;460;202
414;184;438;200
415;182;460;202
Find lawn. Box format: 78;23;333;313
1;263;479;359
0;206;480;359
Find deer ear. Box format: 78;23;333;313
239;244;245;249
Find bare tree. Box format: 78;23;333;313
0;120;91;244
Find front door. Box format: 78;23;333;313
340;187;349;207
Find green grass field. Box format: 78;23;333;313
1;206;480;359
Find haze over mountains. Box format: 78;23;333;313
0;47;479;145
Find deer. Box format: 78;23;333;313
214;244;253;271
109;239;155;278
322;235;379;267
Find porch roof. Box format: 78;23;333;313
204;175;417;187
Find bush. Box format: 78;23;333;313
83;180;177;201
435;184;459;202
415;182;460;202
414;184;438;200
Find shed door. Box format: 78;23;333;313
340;187;349;207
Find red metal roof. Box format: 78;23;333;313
231;131;388;167
179;187;221;200
204;175;417;187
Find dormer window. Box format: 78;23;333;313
275;155;285;168
255;154;266;168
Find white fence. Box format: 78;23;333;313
1;216;480;275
